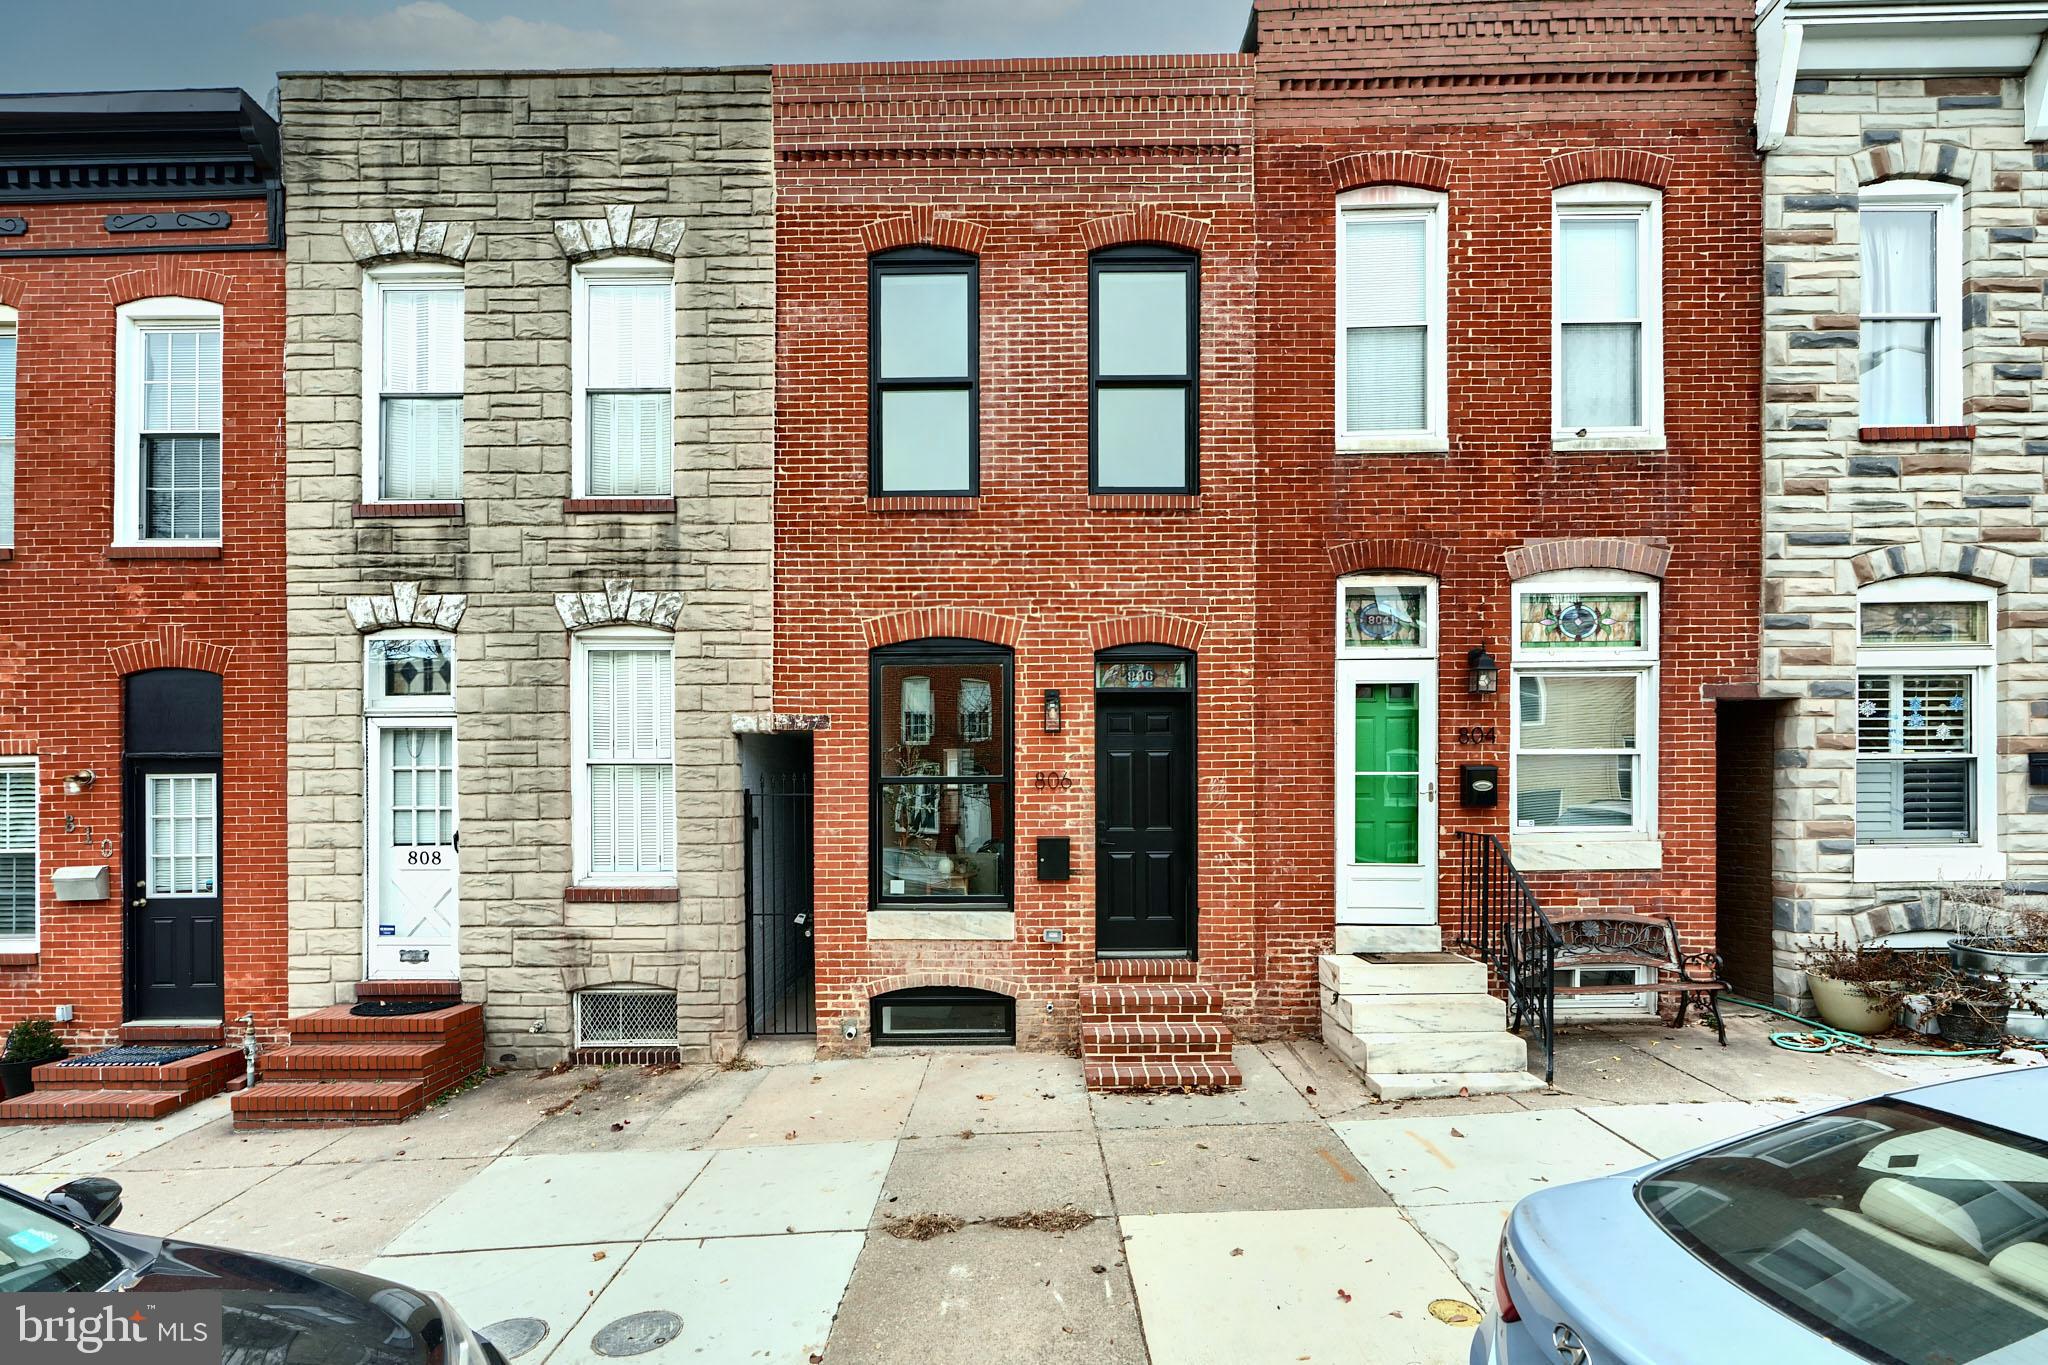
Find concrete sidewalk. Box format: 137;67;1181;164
0;1011;1995;1365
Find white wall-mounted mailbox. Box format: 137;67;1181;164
51;865;110;902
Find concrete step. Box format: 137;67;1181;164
1085;1059;1243;1092
1364;1070;1550;1101
31;1047;242;1094
1323;1020;1529;1076
231;1079;426;1127
0;1088;187;1124
1079;1021;1233;1060
262;1041;447;1082
1333;925;1444;955
1318;952;1488;997
1079;983;1223;1018
1324;991;1505;1036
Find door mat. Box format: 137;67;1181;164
351;999;456;1017
55;1044;215;1068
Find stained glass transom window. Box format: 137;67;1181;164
1519;593;1645;649
374;638;454;698
1343;586;1427;649
1095;660;1191;689
1859;601;1989;648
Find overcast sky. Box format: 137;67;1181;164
4;1;1253;108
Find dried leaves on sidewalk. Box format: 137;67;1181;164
881;1206;1096;1240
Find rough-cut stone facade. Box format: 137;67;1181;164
1763;73;2048;1002
280;70;774;1065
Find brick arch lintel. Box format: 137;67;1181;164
108;624;232;678
0;275;24;310
1849;540;2022;591
1329;538;1449;579
1080;206;1209;253
106;263;232;306
863;607;1022;650
1544;148;1674;191
1505;537;1671;581
857;971;1031;1007
1088;613;1204;652
862;206;988;256
1327;151;1451;194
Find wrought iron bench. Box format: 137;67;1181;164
1545;907;1729;1045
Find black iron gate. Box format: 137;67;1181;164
745;771;815;1036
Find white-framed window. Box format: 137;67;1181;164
572;629;676;884
1854;578;1999;882
1511;571;1659;858
1336;575;1436;657
1553;182;1663;448
572;258;675;498
1858;180;1963;428
362;264;463;504
958;678;993;743
0;304;16;549
900;675;935;745
113;297;223;545
364;628;456;715
1336;186;1447;451
1552;964;1654;1016
0;758;35;949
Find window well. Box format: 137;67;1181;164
871;987;1015;1046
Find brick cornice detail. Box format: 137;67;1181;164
1543;149;1674;191
1089;613;1204;652
1504;537;1671;581
1848;541;2022;591
862;607;1022;649
1326;151;1451;194
862;207;987;256
108;624;231;677
1328;538;1449;578
106;264;232;306
1080;206;1209;252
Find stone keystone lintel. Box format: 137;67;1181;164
345;581;468;633
555;578;683;632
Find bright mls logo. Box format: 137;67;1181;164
6;1294;219;1365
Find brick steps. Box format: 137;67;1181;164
231;1080;427;1128
1079;969;1239;1092
231;993;483;1128
0;1045;242;1125
0;1088;189;1122
261;1041;446;1082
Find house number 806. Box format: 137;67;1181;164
1032;772;1073;790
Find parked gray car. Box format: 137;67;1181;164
1474;1068;2048;1364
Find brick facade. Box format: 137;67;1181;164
0;96;287;1047
279;71;775;1066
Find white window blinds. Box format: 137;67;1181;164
1557;216;1644;430
585;647;675;876
0;767;33;941
379;285;462;500
1341;214;1429;433
585;280;673;497
0;330;14;548
1856;672;1974;842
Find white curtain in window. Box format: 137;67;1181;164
900;675;935;744
1558;217;1642;429
586;281;673;496
0;332;15;547
381;287;462;499
1860;209;1936;426
1343;215;1427;432
586;647;675;875
0;767;32;940
588;283;672;390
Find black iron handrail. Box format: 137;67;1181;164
1452;829;1563;1084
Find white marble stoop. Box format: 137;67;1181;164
1319;941;1545;1100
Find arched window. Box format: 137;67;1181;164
871;986;1015;1046
869;246;978;496
871;638;1012;906
1090;242;1198;493
572;256;675;499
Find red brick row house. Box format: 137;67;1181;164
0;91;286;1119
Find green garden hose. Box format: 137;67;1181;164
1719;994;2005;1058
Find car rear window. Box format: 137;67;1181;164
1639;1099;2048;1365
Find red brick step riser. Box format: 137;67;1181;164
31;1049;242;1093
0;1090;187;1123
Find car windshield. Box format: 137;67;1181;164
0;1188;124;1292
1640;1099;2048;1365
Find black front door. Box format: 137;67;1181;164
1095;694;1194;955
123;670;226;1021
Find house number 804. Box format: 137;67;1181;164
1456;727;1498;746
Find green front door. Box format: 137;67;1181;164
1353;682;1420;865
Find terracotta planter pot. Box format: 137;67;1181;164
1807;973;1897;1035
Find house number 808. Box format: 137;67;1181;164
405;849;446;866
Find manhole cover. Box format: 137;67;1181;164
590;1311;683;1357
480;1318;549;1359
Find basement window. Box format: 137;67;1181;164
574;988;679;1047
871;987;1015;1046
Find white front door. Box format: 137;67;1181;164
1335;662;1439;928
368;722;459;979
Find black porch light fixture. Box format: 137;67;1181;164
1042;689;1063;734
1466;644;1500;696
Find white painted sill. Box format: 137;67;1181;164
1551;434;1666;454
1854;844;2006;886
1336;434;1451;456
1509;835;1663;872
868;909;1015;941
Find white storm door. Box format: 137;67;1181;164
369;722;460;979
1335;663;1438;927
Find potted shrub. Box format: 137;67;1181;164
1801;936;1913;1034
1950;908;2048;1041
0;1018;67;1099
1921;965;2016;1049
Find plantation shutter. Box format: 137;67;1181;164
0;331;14;546
1342;215;1428;432
380;286;462;500
0;768;33;940
586;281;672;497
586;648;675;875
1855;672;1973;843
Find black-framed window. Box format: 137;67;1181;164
871;986;1017;1046
1090;243;1198;494
870;247;978;496
872;638;1012;906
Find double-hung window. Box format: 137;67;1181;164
870;248;977;496
573;632;676;885
1859;181;1962;428
1511;572;1659;863
1855;580;1998;879
114;298;223;545
363;266;463;503
1091;244;1198;492
1336;187;1446;449
573;261;674;498
0;306;15;549
1553;183;1663;446
0;760;33;949
873;640;1012;906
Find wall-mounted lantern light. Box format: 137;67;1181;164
1042;690;1063;734
1465;645;1500;696
63;769;96;796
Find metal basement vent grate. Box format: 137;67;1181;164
575;989;680;1047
